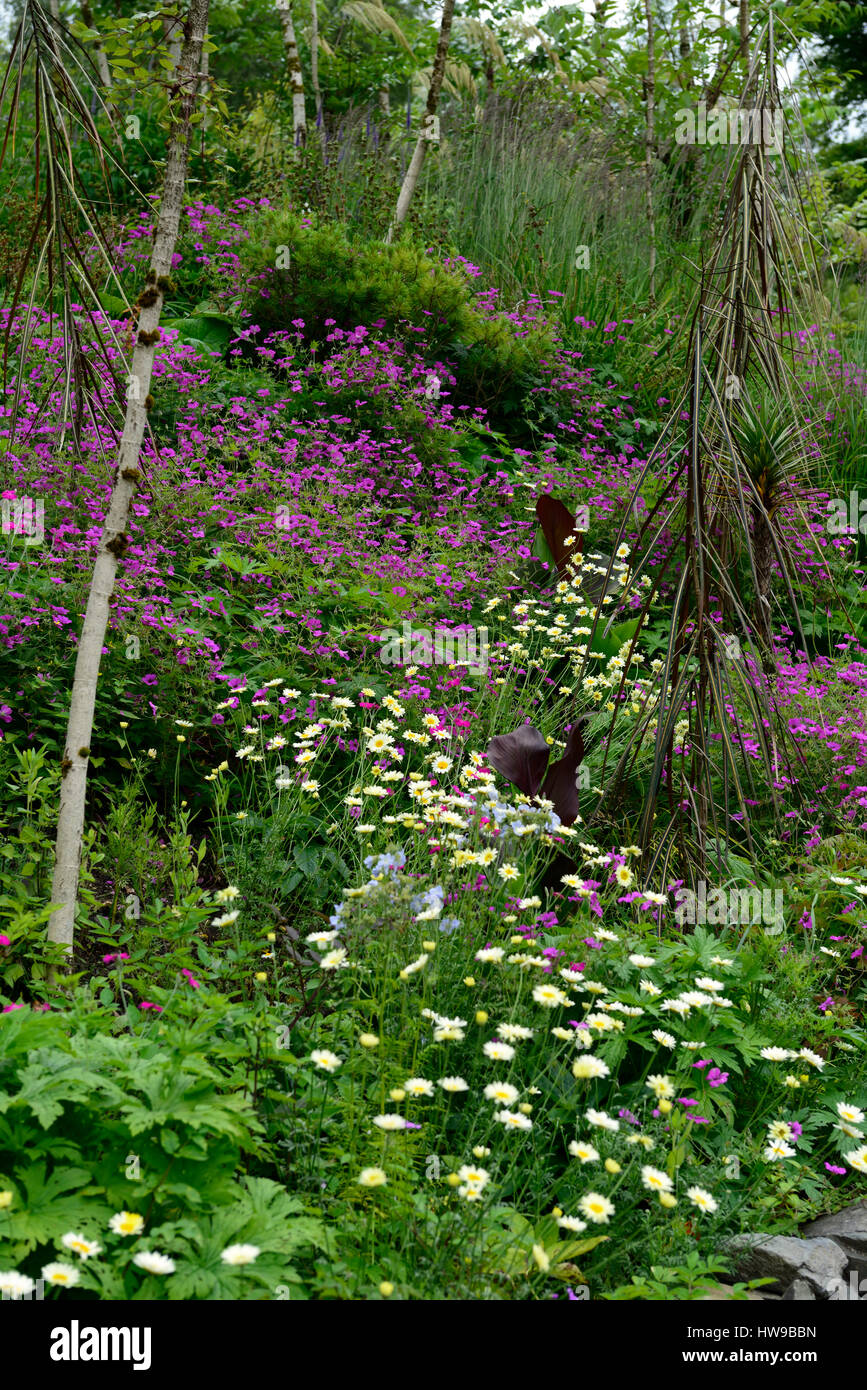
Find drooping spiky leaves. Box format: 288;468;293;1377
0;0;139;479
578;14;838;885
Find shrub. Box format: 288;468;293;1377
237;210;562;429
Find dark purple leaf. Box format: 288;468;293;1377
536;494;584;576
485;724;550;797
540;719;588;826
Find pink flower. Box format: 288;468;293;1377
0;934;10;947
102;952;130;964
825;1163;846;1175
139;1001;164;1012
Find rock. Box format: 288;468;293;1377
729;1233;848;1298
802;1202;867;1280
782;1279;815;1301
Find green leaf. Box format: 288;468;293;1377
163;313;235;356
98;291;131;318
553;1235;608;1262
531;524;557;571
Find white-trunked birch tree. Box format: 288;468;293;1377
277;0;307;153
47;0;212;958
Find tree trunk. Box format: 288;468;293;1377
642;0;656;306
677;2;692;90
163;13;182;67
739;0;749;76
310;0;327;153
199;24;210;128
48;0;211;959
80;0;113;92
385;0;454;244
278;0;307;155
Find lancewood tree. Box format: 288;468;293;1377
576;15;837;882
385;0;455;243
340;1;490;130
32;0;212;957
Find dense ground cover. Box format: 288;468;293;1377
2;0;867;1302
1;187;866;1300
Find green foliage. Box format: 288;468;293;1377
2;0;867;1306
238;209;561;426
0;997;327;1298
605;1252;776;1301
